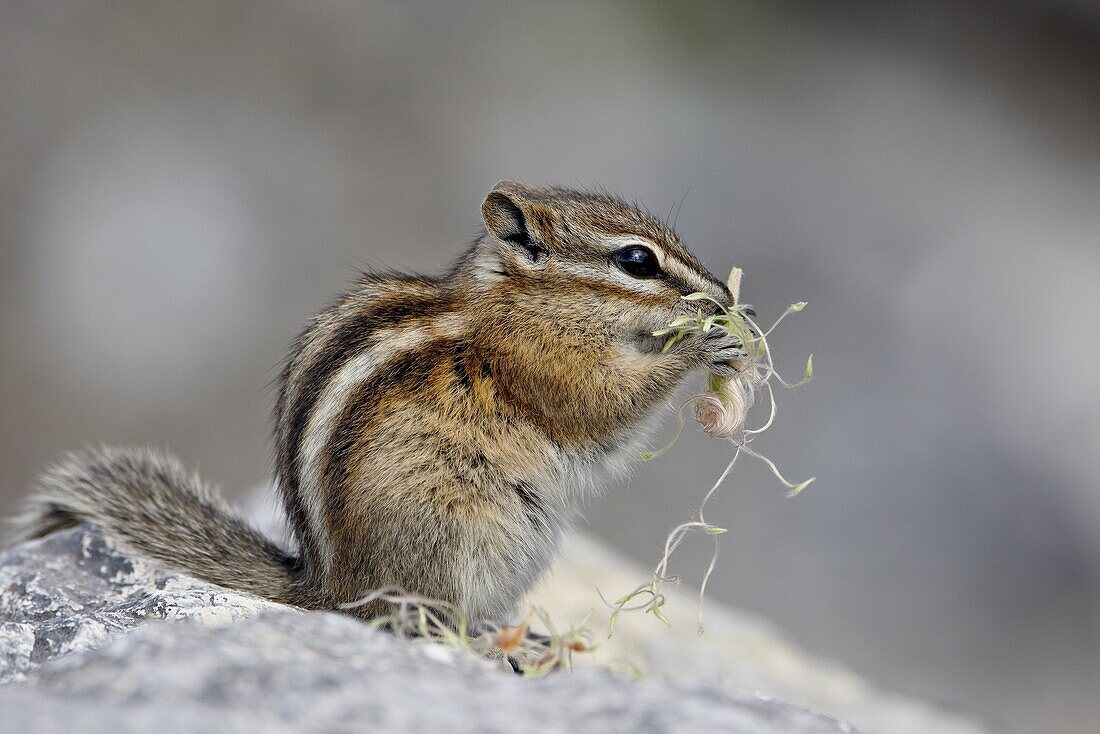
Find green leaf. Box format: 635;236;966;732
650;601;673;628
607;608;621;638
786;477;816;497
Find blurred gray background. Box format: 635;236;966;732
1;1;1098;732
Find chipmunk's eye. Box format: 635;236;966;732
613;246;661;278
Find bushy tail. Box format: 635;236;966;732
10;446;307;606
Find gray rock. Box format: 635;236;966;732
0;527;859;733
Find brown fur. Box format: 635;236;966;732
11;181;741;624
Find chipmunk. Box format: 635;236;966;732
11;181;740;623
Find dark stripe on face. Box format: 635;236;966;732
662;252;731;303
661;269;700;298
550;272;672;309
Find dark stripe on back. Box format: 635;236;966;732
273;329;318;568
276;282;446;566
319;340;467;542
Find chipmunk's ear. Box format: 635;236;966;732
481;181;551;263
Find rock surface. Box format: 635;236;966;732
243;487;991;734
0;528;858;734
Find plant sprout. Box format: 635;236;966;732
603;267;814;636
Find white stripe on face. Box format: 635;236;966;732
662;255;720;298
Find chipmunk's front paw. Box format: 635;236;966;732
685;329;746;376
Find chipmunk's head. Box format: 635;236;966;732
468;180;732;349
